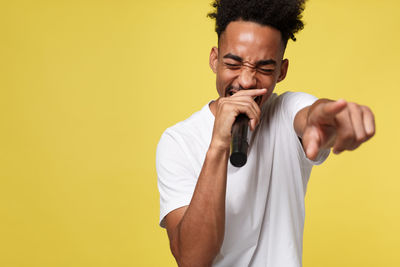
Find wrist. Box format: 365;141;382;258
209;138;230;154
294;106;309;138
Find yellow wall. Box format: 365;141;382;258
1;0;399;266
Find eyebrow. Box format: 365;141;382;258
223;53;243;62
223;53;277;66
256;59;277;66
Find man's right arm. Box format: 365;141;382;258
165;144;229;266
164;89;267;267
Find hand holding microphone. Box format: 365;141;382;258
210;88;266;167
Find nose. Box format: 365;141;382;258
238;66;257;89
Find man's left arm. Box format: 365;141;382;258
294;98;376;160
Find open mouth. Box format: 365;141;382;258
254;95;262;106
227;89;237;96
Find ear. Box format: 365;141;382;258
277;59;289;83
209;46;219;74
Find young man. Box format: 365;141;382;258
156;0;375;266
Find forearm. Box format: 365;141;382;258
294;105;308;138
172;143;229;266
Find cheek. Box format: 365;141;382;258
259;76;275;89
216;70;237;94
219;69;237;82
215;75;226;97
258;77;277;104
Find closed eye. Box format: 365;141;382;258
258;68;274;74
224;62;241;69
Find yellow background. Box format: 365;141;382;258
1;0;399;266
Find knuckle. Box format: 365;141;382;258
367;129;375;138
219;101;231;112
362;105;374;117
352;103;362;113
349;143;360;151
348;102;356;109
355;133;367;143
333;146;343;154
340;129;354;140
361;105;371;112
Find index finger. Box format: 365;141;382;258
320;99;347;118
231;88;267;97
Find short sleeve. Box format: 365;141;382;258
156;130;197;228
280;92;330;165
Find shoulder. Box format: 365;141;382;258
156;102;213;161
258;91;320;133
261;91;316;111
279;91;318;108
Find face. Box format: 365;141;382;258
209;20;289;107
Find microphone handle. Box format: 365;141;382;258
230;113;249;167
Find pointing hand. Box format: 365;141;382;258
300;99;375;160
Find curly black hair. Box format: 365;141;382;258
208;0;306;45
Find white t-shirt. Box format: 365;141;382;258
156;92;330;267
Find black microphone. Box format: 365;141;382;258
230;113;249;167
